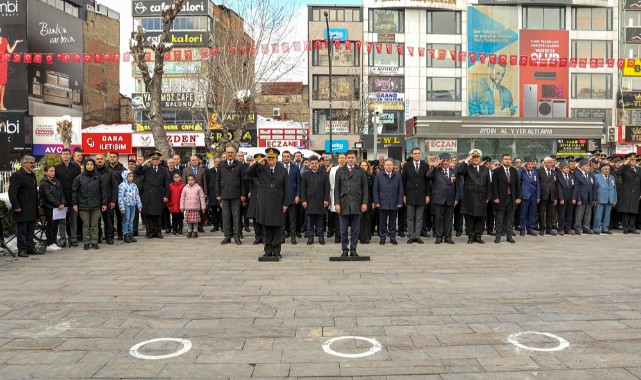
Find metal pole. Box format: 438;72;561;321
324;11;333;155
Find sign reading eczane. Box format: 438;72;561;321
132;0;210;16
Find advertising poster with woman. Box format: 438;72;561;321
0;0;27;111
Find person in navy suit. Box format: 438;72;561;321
573;159;596;235
280;151;302;244
426;153;458;244
556;160;577;235
374;158;404;245
492;153;521;243
592;164;617;234
518;156;540;236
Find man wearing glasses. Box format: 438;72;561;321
8;156;40;257
134;151;170;239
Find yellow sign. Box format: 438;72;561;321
369;101;405;111
623;59;641;77
135;123;203;132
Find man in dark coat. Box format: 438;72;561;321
95;153;118;245
373;158;404;245
492;153;521;243
216;145;246;245
427;153;459;244
55;148;81;247
8;155;39;257
281;151;302;244
537;157;557;236
518;156;540;236
134;151;170;238
616;153;641;234
108;152;127;240
246;154;265;245
301;156;330;245
573;159;596;235
334;150;368;257
207;157;221;232
457;149;491;244
401;148;429;244
556;160;577;236
245;148;289;258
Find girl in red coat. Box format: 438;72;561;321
166;173;185;236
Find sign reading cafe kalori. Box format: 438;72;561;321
132;0;210;16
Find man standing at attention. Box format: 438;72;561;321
334;151;368;257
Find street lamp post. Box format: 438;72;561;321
324;11;333;155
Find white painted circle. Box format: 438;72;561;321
322;336;382;358
507;331;569;352
129;338;192;360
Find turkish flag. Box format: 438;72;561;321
449;50;456;60
498;55;507;66
345;40;351;51
333;40;340;50
56;53;63;61
250;46;256;56
375;43;382;54
509;55;517;65
548;57;558;67
418;47;425;57
123;53;131;62
459;51;467;62
355;41;362;51
385;44;392;54
262;44;270;54
578;58;587;68
293;41;301;52
437;49;445;60
589;58;597;68
479;53;486;63
596;58;604;67
73;53;81;63
282;42;290;52
407;46;414;56
366;42;373;53
469;52;476;63
428;48;435;58
12;53;21;63
569;58;577;67
304;41;312;51
271;44;279;54
618;58;626;68
200;48;209;59
174;50;182;61
112;53;120;62
94;53;101;63
488;54;496;64
627;58;635;68
230;45;238;54
529;56;538;66
519;56;527;66
103;53;110;62
144;52;151;62
33;54;42;64
607;58;615;68
185;50;193;60
45;54;54;64
314;40;321;51
396;44;403;55
23;53;32;63
240;46;247;55
62;53;71;63
209;48;217;56
559;58;568;67
164;52;171;61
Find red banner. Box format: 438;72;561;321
82;133;132;155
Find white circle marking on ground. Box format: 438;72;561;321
507;331;569;352
322;336;382;358
129;338;192;360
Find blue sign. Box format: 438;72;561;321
325;139;349;153
324;28;348;41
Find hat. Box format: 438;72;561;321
369;160;379;168
565;156;575;161
578;159;590;166
308;155;319;161
482;156;491;163
524;156;536;163
254;153;265;160
559;160;569;169
265;148;280;158
148;151;162;159
469;149;482;157
591;149;602;156
438;152;451;160
612;157;622;163
121;169;132;180
625;153;637;160
590;158;599;164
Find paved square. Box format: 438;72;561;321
1;231;640;379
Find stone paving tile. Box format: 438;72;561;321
0;364;49;378
251;363;290;377
441;368;640;380
339;360;446;376
158;363;254;379
440;358;485;373
477;355;540;372
196;349;283;364
5;350;86;365
289;362;340;377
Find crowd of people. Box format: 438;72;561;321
5;145;641;259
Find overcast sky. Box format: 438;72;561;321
96;0;359;96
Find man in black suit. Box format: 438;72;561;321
334;150;368;257
280;150;302;244
401;148;429;244
207;157;222;232
556;160;577;236
457;149;492;244
426;153;458;244
8;155;39;257
301;156;330;245
537;156;557;236
216;145;246;245
492;153;521;243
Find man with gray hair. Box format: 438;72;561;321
537;156;557;236
8;155;40;257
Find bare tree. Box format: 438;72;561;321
129;0;188;157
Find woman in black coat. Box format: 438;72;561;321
72;158;108;250
39;165;66;250
359;160;374;244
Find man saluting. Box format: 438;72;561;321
457;149;491;244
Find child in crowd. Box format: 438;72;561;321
39;164;66;251
166;173;186;236
118;170;142;243
180;174;206;238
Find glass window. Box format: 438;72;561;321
337;9;344;22
625;11;641;27
369;9;404;33
312;42;359;67
571;40;613;59
427;77;461;101
427;44;461;68
312;76;359;101
572;7;612;30
571;108;612;125
427;11;461;34
345;10;352;22
55;0;64;10
369;45;404;67
515;139;554;160
571;73;612;99
523;6;565;30
354;9;361;22
367;110;404;134
622;43;641;59
312;109;354;135
312;9;320;21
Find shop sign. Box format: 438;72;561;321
132;132;205;147
135;123;204;132
426;139;457;153
132;92;197;110
369;101;404;111
82;133;132;154
556;139;588;157
624;126;641;143
363;134;405;148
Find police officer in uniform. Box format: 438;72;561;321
457;149;491;244
134;151;170;239
616;153;641;234
247;153;265;245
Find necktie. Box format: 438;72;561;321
415;162;419;172
445;169;449;178
529;171;532;179
547;170;550;177
271;167;274;175
565;174;568;183
154;167;157;173
194;167;197;176
475;166;479;173
506;168;510;183
286;164;290;174
349;166;353;172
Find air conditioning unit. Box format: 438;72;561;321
607;126;617;142
272;108;281;117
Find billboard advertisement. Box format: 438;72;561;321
467;6;519;117
27;0;84;118
131;0;211;16
32;116;82;155
0;111;26;151
0;0;28;111
519;30;569;119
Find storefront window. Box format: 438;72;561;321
312;109;354;135
312;43;360;67
312;76;359;101
427;11;461;35
515;139;554;159
523;7;565;30
369;9;404;33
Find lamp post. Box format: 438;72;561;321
324;11;333;155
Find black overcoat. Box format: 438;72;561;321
616;164;641;214
245;162;289;226
301;170;330;215
134;164;170;216
457;162;491;217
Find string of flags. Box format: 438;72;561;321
0;40;637;69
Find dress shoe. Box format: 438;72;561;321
539;230;545;236
281;237;286;244
156;233;164;239
262;252;273;257
253;238;261;245
455;231;462;237
435;238;443;244
575;230;582;235
91;244;100;250
275;252;282;258
390;238;398;245
124;235;132;243
129;234;137;242
70;241;78;247
106;239;114;245
474;237;485;244
291;237;297;245
407;238;413;244
307;238;313;245
198;227;205;233
415;238;424;244
187;232;192;238
210;227;219;232
18;250;29;257
83;245;90;251
117;236;123;241
548;230;558;236
467;238;474;244
221;237;231;245
494;236;501;243
234;238;242;245
193;232;198;238
584;228;594;234
379;239;385;245
444;238;455;244
558;231;565;236
506;236;516;243
604;231;612;235
319;238;325;245
527;231;537;236
350;251;359;257
520;230;526;236
244;226;251;233
341;250;348;257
